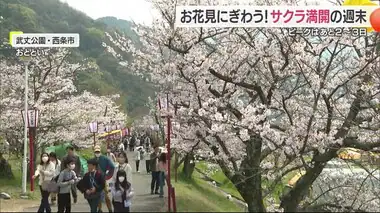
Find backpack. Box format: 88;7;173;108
54;170;75;182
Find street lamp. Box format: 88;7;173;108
88;122;98;147
20;61;35;196
158;93;174;212
21;107;39;192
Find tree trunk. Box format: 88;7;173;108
0;152;14;179
174;152;179;182
153;113;165;146
234;135;266;212
280;149;336;212
182;153;195;179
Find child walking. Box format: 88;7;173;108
57;157;80;213
78;158;105;213
111;170;134;212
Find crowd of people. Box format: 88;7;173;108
33;132;168;213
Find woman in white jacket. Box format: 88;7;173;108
134;147;142;173
32;152;55;212
112;152;133;185
49;152;61;205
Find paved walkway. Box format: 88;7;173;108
24;151;166;212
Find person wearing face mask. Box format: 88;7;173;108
61;145;82;204
57;157;80;213
78;158;105;213
111;170;134;212
93;145;115;213
33;152;55;213
112;152;132;185
106;148;117;163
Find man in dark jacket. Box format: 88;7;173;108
78;158;105;213
61;145;82;203
129;135;136;151
150;145;160;194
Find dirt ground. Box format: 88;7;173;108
0;198;38;212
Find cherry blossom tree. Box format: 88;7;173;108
104;0;380;211
0;48;126;151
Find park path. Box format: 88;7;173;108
24;151;166;212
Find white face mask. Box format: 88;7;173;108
95;153;101;157
118;176;125;182
70;164;75;170
42;157;48;162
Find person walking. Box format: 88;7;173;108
136;138;141;151
106;148;117;164
93;145;115;213
78;158;105;213
118;141;125;153
49;152;61;205
145;147;151;174
111;170;135;212
112;152;132;185
158;153;168;198
144;135;150;152
140;147;146;169
32;152;55;213
123;136;129;153
57;157;80;213
134;147;141;173
61;145;82;204
150;146;160;194
129;135;135;152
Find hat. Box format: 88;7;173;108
87;158;98;166
64;156;75;167
94;145;101;152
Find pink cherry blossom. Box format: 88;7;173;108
103;0;380;211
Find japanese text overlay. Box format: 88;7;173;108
11;33;80;48
175;6;377;28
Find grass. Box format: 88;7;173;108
173;164;243;212
0;154;41;212
195;161;291;205
195;161;244;200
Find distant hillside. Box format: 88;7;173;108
96;16;141;46
0;0;155;118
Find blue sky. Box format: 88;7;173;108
60;0;156;25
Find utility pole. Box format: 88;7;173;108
21;62;29;196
